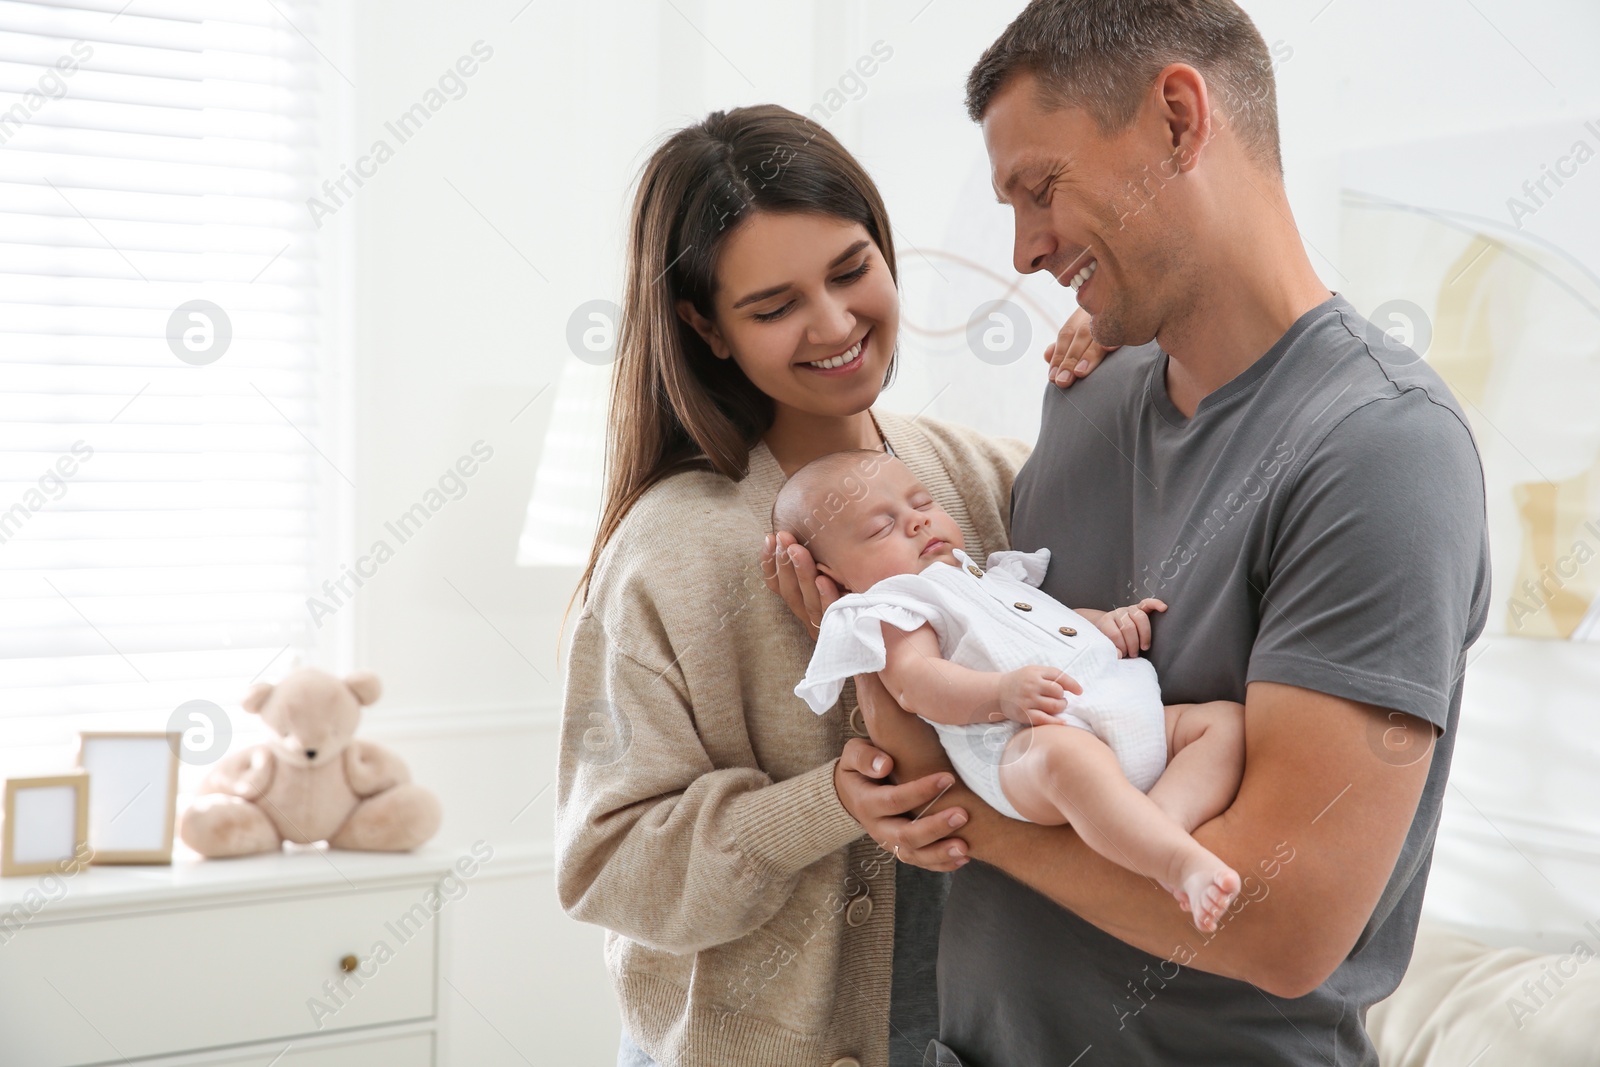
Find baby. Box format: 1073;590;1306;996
777;449;1247;932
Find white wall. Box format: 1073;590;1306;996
330;2;1600;1062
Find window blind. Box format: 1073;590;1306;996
0;0;327;742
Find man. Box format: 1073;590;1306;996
854;1;1490;1063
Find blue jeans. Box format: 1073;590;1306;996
617;1028;657;1067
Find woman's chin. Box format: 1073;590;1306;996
790;375;882;416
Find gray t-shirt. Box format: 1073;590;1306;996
889;863;949;1066
934;294;1490;1066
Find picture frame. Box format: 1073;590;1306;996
2;772;90;877
75;732;181;865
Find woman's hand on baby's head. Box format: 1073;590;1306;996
998;665;1082;726
1097;598;1168;658
761;531;841;639
1044;306;1121;389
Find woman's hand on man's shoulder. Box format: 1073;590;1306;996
1044;306;1120;388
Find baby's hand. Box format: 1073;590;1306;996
1097;598;1167;658
997;665;1074;726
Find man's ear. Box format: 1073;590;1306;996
675;299;733;360
1151;62;1211;172
241;683;273;714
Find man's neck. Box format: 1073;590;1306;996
1159;196;1334;418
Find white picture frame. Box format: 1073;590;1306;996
2;772;90;877
75;732;180;865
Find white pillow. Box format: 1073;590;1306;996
1367;922;1600;1065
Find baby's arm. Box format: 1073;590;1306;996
878;622;1077;728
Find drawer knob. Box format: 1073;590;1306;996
340;954;359;973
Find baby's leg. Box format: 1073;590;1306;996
999;725;1240;932
1148;701;1246;833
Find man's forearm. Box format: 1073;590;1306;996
874;724;1222;976
956;793;1308;990
869;679;1434;998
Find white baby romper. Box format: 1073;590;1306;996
795;547;1168;821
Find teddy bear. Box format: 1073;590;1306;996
178;667;441;858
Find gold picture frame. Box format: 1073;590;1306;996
75;731;181;865
2;772;91;877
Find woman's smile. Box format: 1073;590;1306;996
799;329;870;376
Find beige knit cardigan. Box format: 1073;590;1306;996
555;410;1030;1067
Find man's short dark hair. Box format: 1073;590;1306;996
966;0;1284;175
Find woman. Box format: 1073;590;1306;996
554;104;1107;1067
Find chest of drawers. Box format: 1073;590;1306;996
0;848;456;1066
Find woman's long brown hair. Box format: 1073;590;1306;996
573;105;900;606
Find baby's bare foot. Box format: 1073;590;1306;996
1172;862;1241;933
